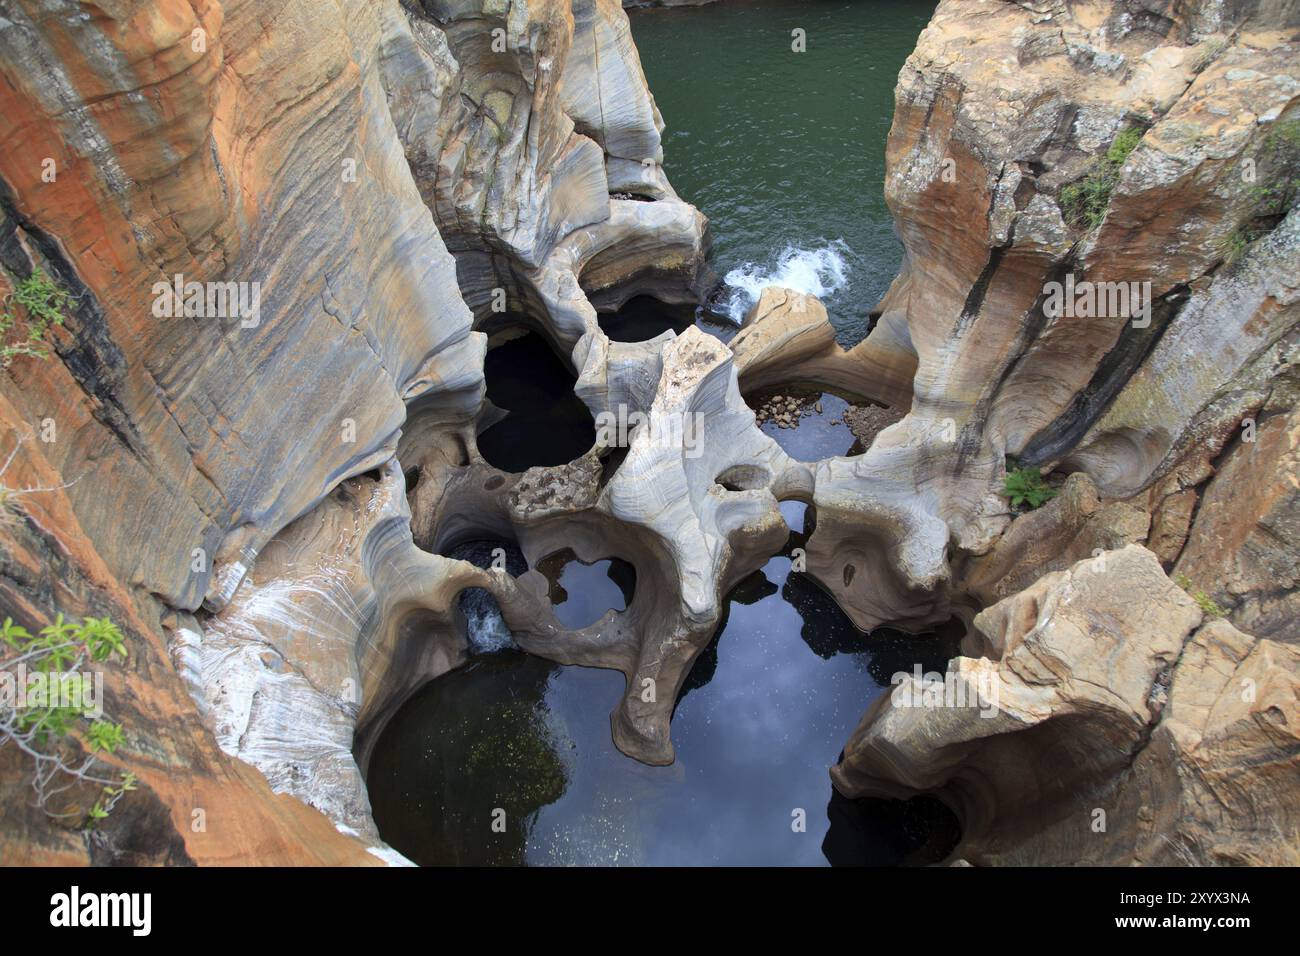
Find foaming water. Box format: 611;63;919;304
461;590;515;653
446;541;524;654
720;240;852;323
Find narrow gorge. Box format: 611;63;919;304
0;0;1297;874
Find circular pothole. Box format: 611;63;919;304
535;548;635;629
477;331;595;473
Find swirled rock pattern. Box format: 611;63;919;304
0;0;707;861
809;0;1300;864
800;0;1300;635
0;397;382;865
401;326;808;763
1;0;1296;868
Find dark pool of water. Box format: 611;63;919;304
367;503;961;866
630;0;937;345
477;331;595;472
598;296;697;342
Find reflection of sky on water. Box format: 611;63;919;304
370;500;959;866
523;506;893;865
757;393;863;463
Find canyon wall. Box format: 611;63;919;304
834;544;1300;865
0;0;707;862
822;0;1300;864
801;0;1299;639
2;0;1296;868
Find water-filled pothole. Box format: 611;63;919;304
535;549;636;629
477;331;595;473
365;502;962;865
750;388;903;461
597;295;696;342
443;539;635;638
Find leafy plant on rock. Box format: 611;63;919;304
1;267;72;366
1003;466;1058;510
1059;127;1144;230
0;426;126;823
1249;119;1300;214
1174;573;1227;619
1220;119;1300;267
1;611;135;825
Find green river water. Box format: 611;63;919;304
632;0;936;344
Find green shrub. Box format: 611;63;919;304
1059;127;1144;230
1003;466;1058;509
1174;574;1227;618
1106;127;1143;166
1;268;72;366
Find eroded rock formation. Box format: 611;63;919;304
1;0;1295;869
0;398;383;865
732;286;915;407
0;0;711;861
800;0;1300;638
813;0;1299;864
832;545;1300;865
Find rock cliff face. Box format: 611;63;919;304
811;0;1300;864
1;0;1295;868
0;0;707;862
0;393;384;865
802;0;1299;638
833;546;1300;865
705;0;1298;863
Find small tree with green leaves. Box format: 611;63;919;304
1;612;135;824
1;267;72;366
1003;466;1058;509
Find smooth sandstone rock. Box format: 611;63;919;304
731;286;914;407
402;326;808;764
0;397;382;865
1173;404;1300;642
833;545;1300;865
177;461;492;856
0;0;711;859
789;0;1300;639
958;472;1150;606
0;0;482;613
